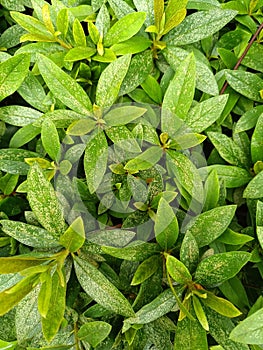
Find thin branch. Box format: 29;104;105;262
220;21;263;95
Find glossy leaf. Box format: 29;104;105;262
131;255;161;285
37;54;92;114
27;162;65;236
0;54;30;102
77;321;112;346
84;131;108;194
124;146;163;173
0;256;49;274
166;254;192;284
195;251;251;287
96;54;131;108
192;295;209;331
41;119;60;162
0;105;42;127
59;216;85;252
251;113;263;164
243;171;263;199
154;198;179;250
186;205;237;247
180;232;199;273
104;106;146;126
201;291;242;318
74;255;135;317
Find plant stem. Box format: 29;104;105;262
220;21;263;95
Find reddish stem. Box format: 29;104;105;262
220;21;263;95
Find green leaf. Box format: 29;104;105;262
96;54;131;108
37;54;92;115
0;105;42;127
225;70;263;102
243;171;263;199
10;11;54;39
154;0;164;31
200;165;252;188
56;9;69;38
164;9;237;45
77;321;112;346
124;146;163;173
73;18;86;47
163;8;186;34
165;0;188;21
108;0;134;18
1;220;60;249
10;124;41;148
104;12;146;47
195;251;251;287
170;133;206;150
180;232;199;273
192;295;209;331
67;118;96;136
217;228;254;246
38;272;52;318
162;53;195;131
235;106;263;133
141;75;163;104
208;132;248;168
154;198;179;250
27;162;65;236
242;43;263;73
41;270;66;342
111;36;152;55
0;256;49;274
0;274;38;316
84;131;108;194
0;148;39;175
201;291;242;318
166;254;192;284
204;305;249;350
104;106;146;126
125;288;178;325
185;95;228;133
186;205;237;247
251;113;263;164
174;309;208;350
88;21;100;45
119;51;153;96
41;119;60;162
0;173;19;195
106;125;141;152
59;216;85;252
230;308;263;344
102;241;161;261
203;170;220;212
64;47;96;62
131;255;161;285
0;54;30;102
74;255;135;317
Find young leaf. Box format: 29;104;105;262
0;54;30;102
38;272;52;318
10;124;41;148
104;12;146;47
77;321;112;347
96;54;131;108
41;119;60;162
201;291;242;318
243;171;263;199
164;9;237;46
192;295;209;331
154;0;164;31
230;308;263;344
59;216;85;252
166;254;192;284
84;130;108;194
73;18;86;47
37;54;92;115
203;170;220;212
64;47;96;62
124;146;163;173
0;256;49;274
163;8;186;35
195;251;251;288
185;205;237;247
162;53;196;131
131;255;161;286
74;255;135;317
1;220;60;249
56;8;69;38
41;270;66;342
103;106;146;126
27;162;65;236
154;198;179;250
0;274;39;316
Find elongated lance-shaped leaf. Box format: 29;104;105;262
27;162;65;236
162;53;196;134
74;255;135;317
166;254;192;284
77;321;112;347
37;54;92;115
96;54;131;108
59;216;85;252
0;54;30;102
0;256;50;274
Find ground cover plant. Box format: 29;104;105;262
0;0;263;348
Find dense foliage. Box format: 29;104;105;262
0;0;263;348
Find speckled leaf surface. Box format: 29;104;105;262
166;255;192;284
195;251;251;287
74;255;135;317
243;170;263;198
84;130;108;194
41;119;60;162
225;70;263;102
162;53;195;127
185;95;228;133
186;205;236;247
37;55;92;115
164;9;237;46
96;54;131;108
0;54;30;102
133;0;154;27
27;163;65;236
107;0;134;18
0;105;42;126
0;148;39;175
0;220;60;249
251;113;263;164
